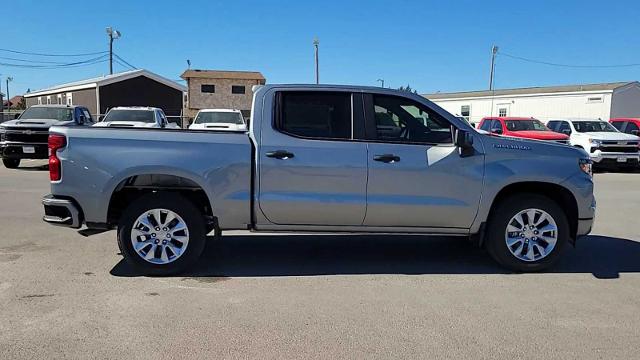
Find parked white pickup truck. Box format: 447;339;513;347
188;109;247;131
94;106;180;129
546;118;640;168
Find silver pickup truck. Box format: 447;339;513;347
42;85;596;275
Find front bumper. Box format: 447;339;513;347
590;150;639;165
0;142;48;159
42;195;82;228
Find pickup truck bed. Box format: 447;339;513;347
49;127;252;229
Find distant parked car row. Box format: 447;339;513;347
476;116;640;169
0;104;249;168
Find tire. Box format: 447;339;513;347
485;193;569;272
117;192;206;276
2;158;20;169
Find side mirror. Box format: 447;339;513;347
632;130;639;136
454;129;474;157
78;115;86;124
490;128;503;135
561;129;571;135
13;113;20;119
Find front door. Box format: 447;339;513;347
257;90;368;226
363;94;484;229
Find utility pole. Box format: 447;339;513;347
313;37;320;84
489;45;498;90
106;27;121;75
377;79;385;88
6;77;11;109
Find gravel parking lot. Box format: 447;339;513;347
1;160;639;359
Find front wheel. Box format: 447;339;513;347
2;158;20;169
117;193;206;275
485;194;569;272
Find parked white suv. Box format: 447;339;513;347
94;107;180;129
547;118;640;168
188;109;247;131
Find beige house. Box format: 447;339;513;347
181;69;266;119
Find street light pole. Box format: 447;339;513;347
377;79;385;88
489;45;498;90
313;37;319;84
106;27;121;75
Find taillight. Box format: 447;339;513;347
48;134;66;181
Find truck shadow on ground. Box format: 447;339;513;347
110;234;640;279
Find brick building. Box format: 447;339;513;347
181;69;266;119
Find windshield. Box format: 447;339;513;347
104;109;155;123
20;107;74;121
505;119;549;131
194;112;244;125
574;121;617;133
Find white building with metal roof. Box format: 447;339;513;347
423;81;640;126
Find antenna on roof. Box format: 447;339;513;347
186;59;191;69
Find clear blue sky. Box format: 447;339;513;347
4;0;640;96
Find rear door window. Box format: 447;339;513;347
277;92;352;139
479;120;492;131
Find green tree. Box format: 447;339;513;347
398;84;418;94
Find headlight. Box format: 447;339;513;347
579;158;593;177
0;127;5;142
589;139;601;148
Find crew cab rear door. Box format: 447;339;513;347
257;90;368;226
361;93;484;229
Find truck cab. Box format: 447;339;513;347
0;104;94;168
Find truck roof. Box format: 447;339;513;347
198;109;242;113
29;104;84;109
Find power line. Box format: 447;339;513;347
499;51;640;68
0;54;109;69
0;47;108;57
0;55;70;64
113;53;137;69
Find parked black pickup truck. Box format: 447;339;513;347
0;104;94;168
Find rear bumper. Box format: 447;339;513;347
0;143;48;159
42;194;82;228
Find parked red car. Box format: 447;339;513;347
609;118;640;136
478;117;570;143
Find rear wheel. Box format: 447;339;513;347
2;158;20;169
117;193;206;275
485;194;569;272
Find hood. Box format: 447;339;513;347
575;131;640;141
509;130;569;140
94;121;159;128
484;133;588;158
0;118;73;129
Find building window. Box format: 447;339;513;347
201;84;215;93
587;96;603;103
57;95;62;104
37;97;42;105
498;107;507;117
46;96;51;104
232;85;246;94
460;105;470;121
66;92;73;106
